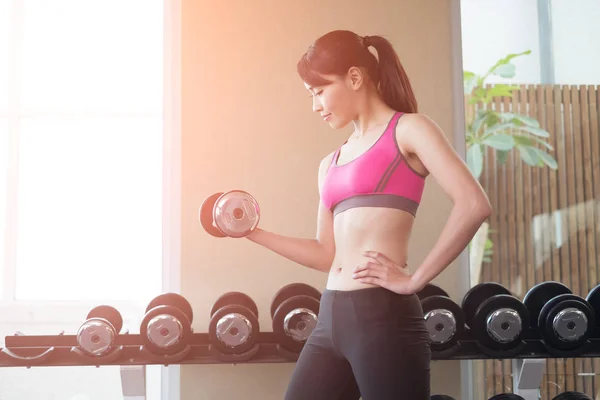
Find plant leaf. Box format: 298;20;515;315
496;150;509;164
485;84;520;102
513;135;535;146
519;146;541;166
519;125;550;138
483;134;515;150
499;112;541;128
467;144;484;179
532;148;558;169
493;63;516;78
482;122;514;136
464;73;478;95
482;50;532;81
533;136;554;150
471;109;494;136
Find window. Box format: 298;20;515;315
1;0;164;306
1;1;177;398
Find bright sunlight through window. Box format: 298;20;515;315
2;0;164;301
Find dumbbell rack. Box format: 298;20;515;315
6;327;600;368
0;332;304;368
3;330;600;400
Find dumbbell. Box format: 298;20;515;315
199;190;260;238
416;284;464;352
488;394;525;400
271;283;321;354
140;293;194;355
585;283;600;337
76;305;123;357
552;392;592;400
523;281;594;352
461;282;529;353
208;291;260;356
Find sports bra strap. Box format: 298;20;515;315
331;147;341;165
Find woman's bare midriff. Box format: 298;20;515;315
326;206;415;291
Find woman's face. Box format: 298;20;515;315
304;72;359;129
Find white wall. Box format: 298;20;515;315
460;0;541;84
460;0;600;85
551;0;600;84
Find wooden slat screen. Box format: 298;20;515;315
465;84;600;398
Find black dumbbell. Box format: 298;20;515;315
208;291;260;356
585;283;600;336
523;281;594;352
76;305;123;357
198;190;260;238
140;293;194;355
488;394;525;400
430;395;457;400
461;282;529;353
417;284;464;352
552;391;592;400
271;283;321;354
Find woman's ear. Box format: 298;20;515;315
346;66;365;90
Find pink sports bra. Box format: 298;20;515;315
321;112;426;217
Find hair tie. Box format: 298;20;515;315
363;35;371;47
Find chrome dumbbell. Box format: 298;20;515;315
76;305;123;357
140;293;194;355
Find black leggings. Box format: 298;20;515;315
284;287;431;400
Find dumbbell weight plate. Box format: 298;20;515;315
140;305;192;355
270;283;321;319
146;293;194;324
539;294;594;350
417;283;449;301
210;291;259;320
421;295;464;349
430;395;456;400
488;394;525;400
273;295;319;354
199;192;227;238
212;190;260;238
473;294;529;351
585;284;600;327
77;319;117;357
552;391;592;400
87;305;123;334
523;281;571;329
209;304;259;355
461;282;511;328
77;305;123;357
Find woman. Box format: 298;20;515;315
246;30;492;400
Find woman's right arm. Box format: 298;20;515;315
245;154;336;273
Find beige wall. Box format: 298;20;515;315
181;0;464;399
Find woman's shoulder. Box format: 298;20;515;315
318;150;336;174
395;113;444;149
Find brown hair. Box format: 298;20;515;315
297;30;418;113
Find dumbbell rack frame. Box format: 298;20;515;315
5;326;600;366
0;332;303;368
2;329;598;400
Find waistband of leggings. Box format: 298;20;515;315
322;286;414;300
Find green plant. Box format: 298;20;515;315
464;50;558;179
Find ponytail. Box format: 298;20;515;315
297;30;418;114
366;36;418;113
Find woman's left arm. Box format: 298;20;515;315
402;113;492;293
